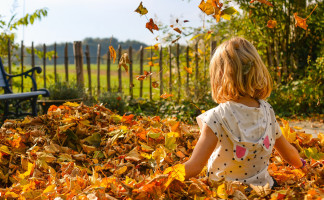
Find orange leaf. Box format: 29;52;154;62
267;20;277;28
184;67;192;74
109;46;117;63
160;93;173;99
294;13;307;30
146;18;159;34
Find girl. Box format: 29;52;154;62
184;37;305;189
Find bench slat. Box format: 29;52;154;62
0;91;47;100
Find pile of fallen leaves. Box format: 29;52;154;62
0;102;323;199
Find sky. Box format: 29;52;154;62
0;0;213;46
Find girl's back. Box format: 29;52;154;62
197;99;281;187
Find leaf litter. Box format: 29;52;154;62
0;102;323;199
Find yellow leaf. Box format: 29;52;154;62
152;146;166;165
217;183;228;199
163;164;186;182
63;102;80;107
163;164;186;188
280;119;296;143
318;133;324;146
43;184;56;193
115;166;128;175
0;145;11;155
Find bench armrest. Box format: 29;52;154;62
7;67;42;91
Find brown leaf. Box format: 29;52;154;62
146;18;159;34
119;53;130;73
173;28;182;34
152;81;159;88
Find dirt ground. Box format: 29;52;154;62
288;120;324;137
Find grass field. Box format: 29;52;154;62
7;63;173;100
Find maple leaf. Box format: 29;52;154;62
119;53;130;73
134;2;148;16
249;0;273;7
109;45;117;63
146;18;159;34
267;20;277;28
294;13;308;30
160;93;173;99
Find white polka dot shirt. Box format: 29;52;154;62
196;100;282;187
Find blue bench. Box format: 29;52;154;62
0;57;49;120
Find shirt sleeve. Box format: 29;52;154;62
275;121;283;140
196;109;220;137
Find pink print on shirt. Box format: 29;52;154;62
236;145;246;158
264;135;270;149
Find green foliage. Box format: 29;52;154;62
0;8;48;58
268;57;324;116
48;80;84;100
124;94;216;123
98;92;126;114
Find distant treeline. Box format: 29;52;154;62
24;37;148;65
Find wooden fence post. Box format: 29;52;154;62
210;40;217;57
31;42;35;80
186;46;190;98
107;46;111;92
159;46;163;96
176;43;181;102
7;39;12;88
139;46;143;98
149;46;152;101
43;44;46;88
195;43;199;100
85;45;92;97
97;44;101;96
129;46;133;99
169;45;172;97
118;45;122;93
54;42;57;82
73;41;84;87
64;43;69;83
20;41;24;92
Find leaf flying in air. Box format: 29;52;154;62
134;2;148;16
146;18;159;34
119;53;130;73
109;46;116;63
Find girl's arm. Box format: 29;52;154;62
274;135;303;168
184;123;218;180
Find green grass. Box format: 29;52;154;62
8;63;168;100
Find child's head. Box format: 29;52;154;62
210;37;272;103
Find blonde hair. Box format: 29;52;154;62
210;37;272;103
